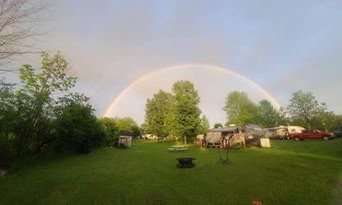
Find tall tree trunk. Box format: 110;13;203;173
184;135;187;144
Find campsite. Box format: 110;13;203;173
0;138;341;205
1;1;342;205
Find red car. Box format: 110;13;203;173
288;129;333;141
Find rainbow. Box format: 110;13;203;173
103;64;282;117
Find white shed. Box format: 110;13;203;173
118;136;132;148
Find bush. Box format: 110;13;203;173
53;102;104;153
0;137;10;170
97;117;119;146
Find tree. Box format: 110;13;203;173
144;90;173;139
13;51;76;154
0;80;16;168
98;117;119;145
53;94;103;153
0;0;45;67
214;123;223;129
198;114;210;135
223;91;258;125
256;100;284;128
0;80;16;139
312;111;336;131
287;90;327;129
115;117;141;137
332;114;342;129
169;80;201;144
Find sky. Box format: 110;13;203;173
3;0;342;126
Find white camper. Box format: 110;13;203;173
286;126;305;134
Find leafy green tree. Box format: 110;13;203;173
287;90;327;129
144;90;173;139
223;91;258;125
115;117;141;137
168;80;201;144
214;123;223;129
0;81;16;139
256;100;285;128
53;94;103;153
98;117;119;145
14;51;76;153
198;114;210;135
332;115;342;129
0;81;16;168
311;111;336;131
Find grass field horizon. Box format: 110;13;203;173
1;139;341;205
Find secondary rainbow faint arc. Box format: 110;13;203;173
103;64;282;117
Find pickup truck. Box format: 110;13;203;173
288;129;333;141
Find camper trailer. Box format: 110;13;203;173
264;126;288;139
205;126;238;148
286;126;305;135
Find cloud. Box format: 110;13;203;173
19;0;342;122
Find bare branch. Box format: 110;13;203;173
0;0;46;67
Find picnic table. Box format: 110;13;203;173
168;145;188;151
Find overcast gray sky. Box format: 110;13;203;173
3;0;342;126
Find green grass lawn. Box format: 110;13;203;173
1;139;341;205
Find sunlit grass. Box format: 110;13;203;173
0;139;341;204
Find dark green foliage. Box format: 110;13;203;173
54;98;103;153
0;136;10;169
0;81;16;139
310;111;336;131
98;117;119;146
9;52;77;154
0;82;16;165
0;52;103;161
115;117;141;138
332;115;342;129
214;122;223;128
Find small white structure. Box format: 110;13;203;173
259;138;271;148
118;136;132;148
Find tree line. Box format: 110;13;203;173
224;90;340;131
0;52;140;170
0;1;142;171
144;84;342;141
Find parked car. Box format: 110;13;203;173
332;128;342;138
288;129;333;141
